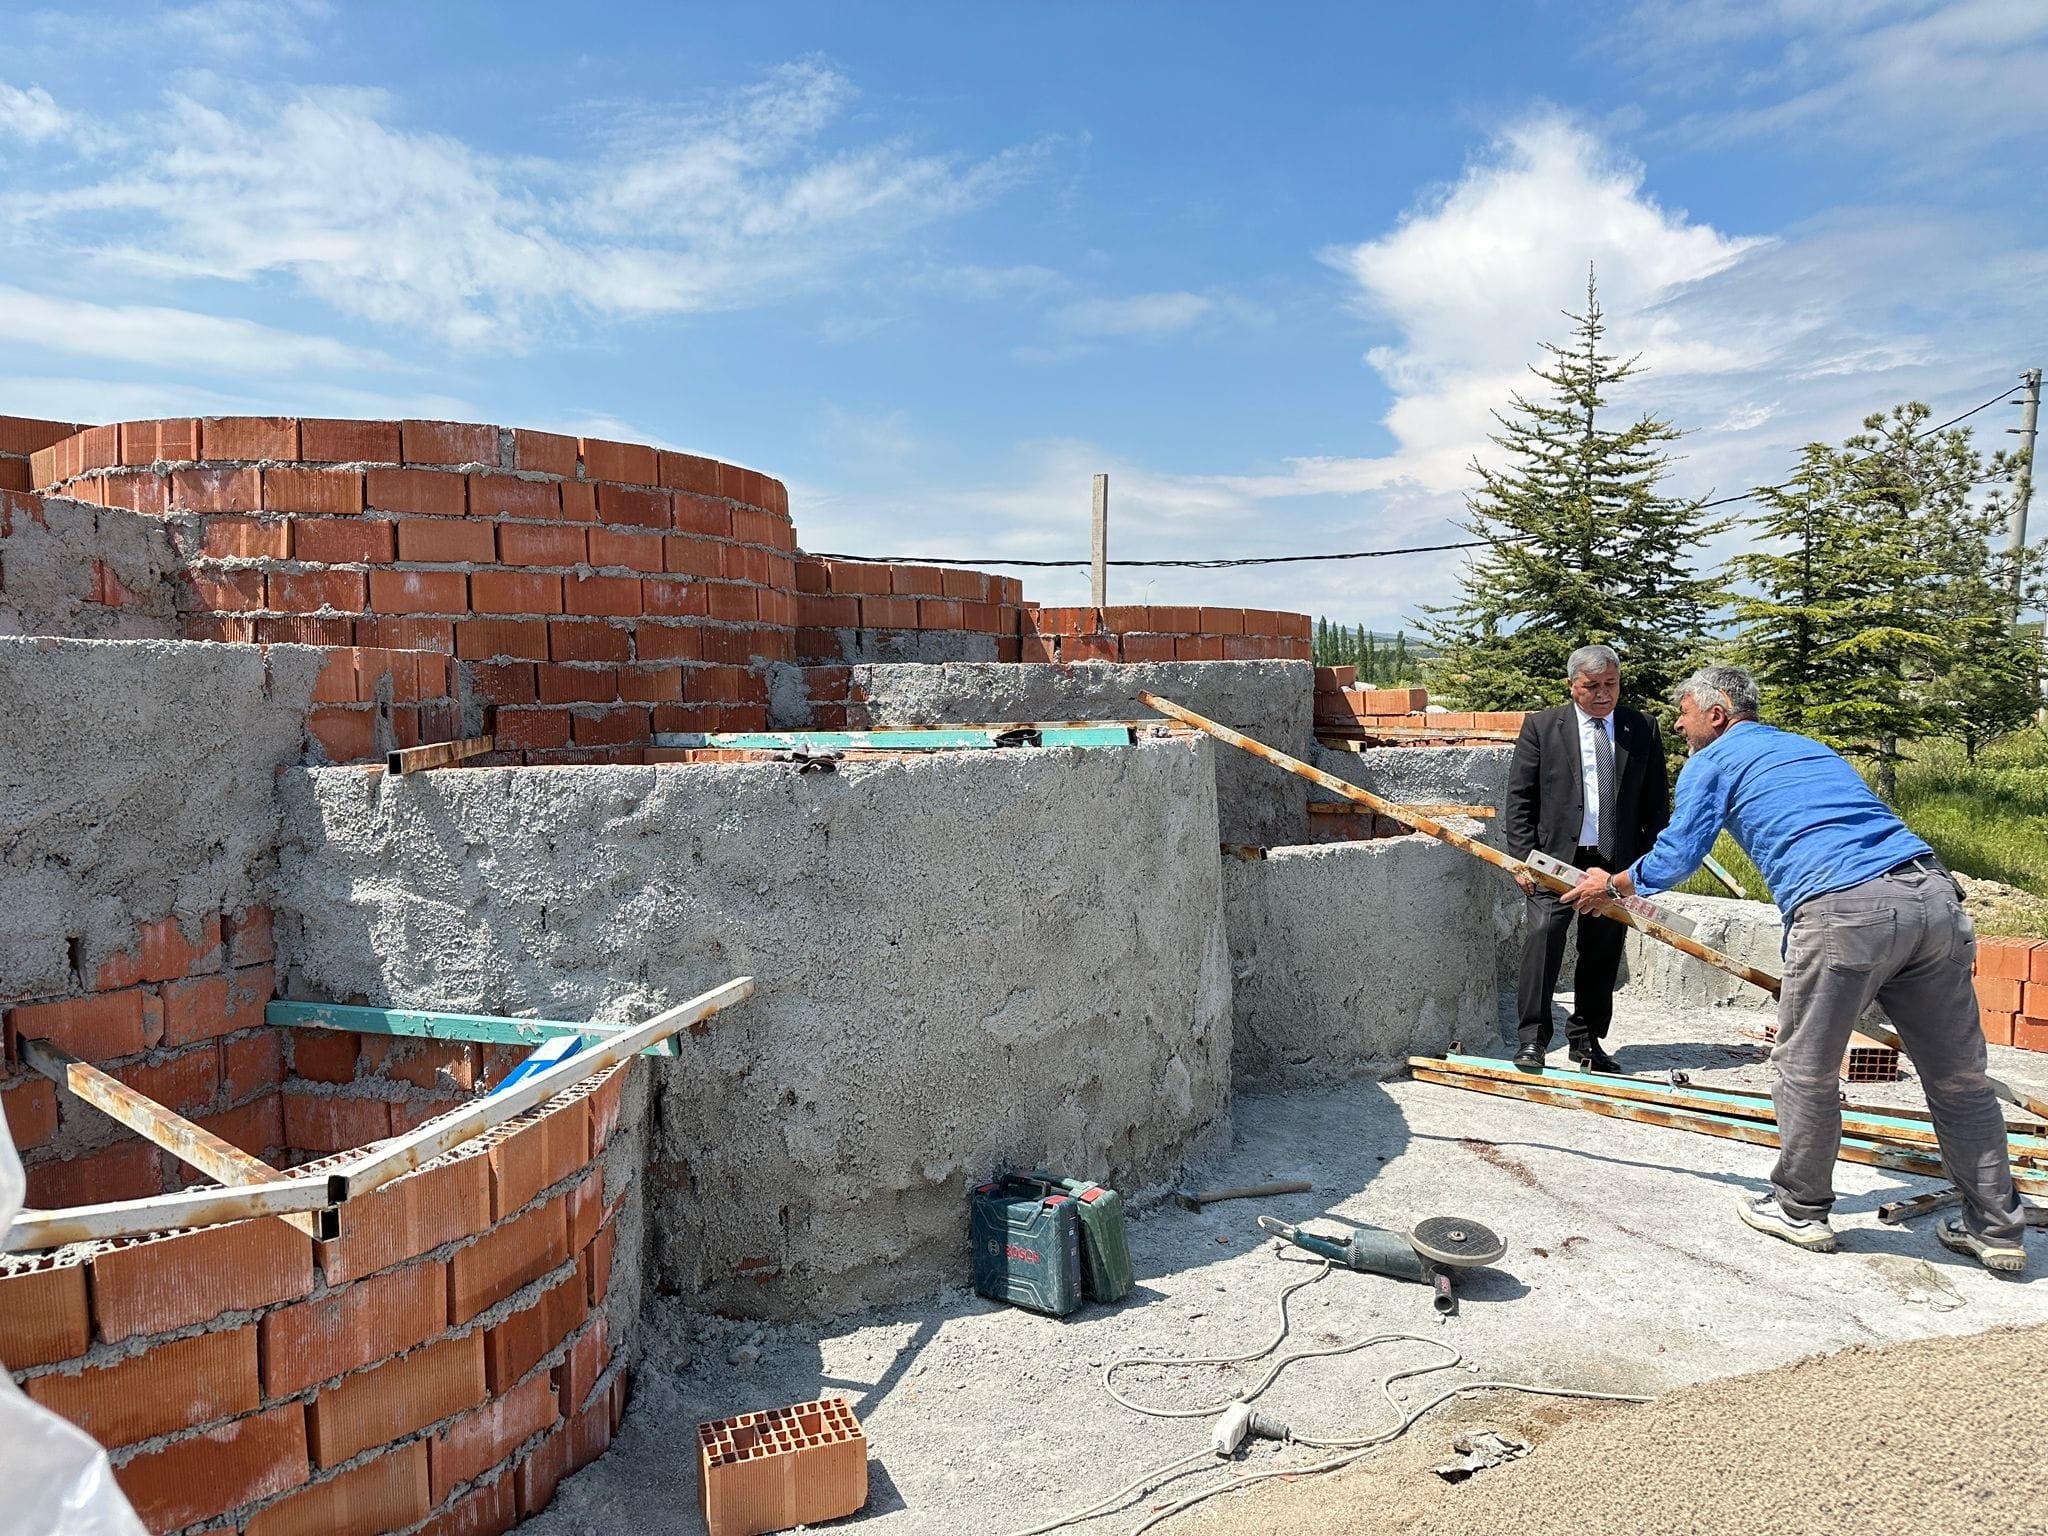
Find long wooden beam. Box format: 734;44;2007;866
1310;801;1496;820
17;1037;333;1239
324;976;753;1203
1419;1054;2048;1165
1143;691;2048;1126
1411;1064;2048;1197
387;734;495;776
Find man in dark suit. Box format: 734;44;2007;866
1505;643;1669;1072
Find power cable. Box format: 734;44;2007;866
811;381;2028;570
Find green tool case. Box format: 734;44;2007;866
970;1177;1083;1316
1033;1171;1135;1304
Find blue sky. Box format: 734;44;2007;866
2;1;2044;625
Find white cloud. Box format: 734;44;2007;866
9;66;1046;349
1056;290;1214;337
0;84;73;145
0;284;390;373
162;0;333;59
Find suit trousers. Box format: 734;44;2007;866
1515;845;1625;1051
1770;861;2023;1244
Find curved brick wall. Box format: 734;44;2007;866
1;1059;632;1536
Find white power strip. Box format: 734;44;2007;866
1523;850;1698;937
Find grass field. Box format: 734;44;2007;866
1671;725;2048;937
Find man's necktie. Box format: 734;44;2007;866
1591;716;1617;862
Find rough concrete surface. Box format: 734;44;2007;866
1620;891;1783;1010
1222;838;1497;1081
275;737;1234;1319
844;660;1316;847
521;984;2048;1536
0;637;321;999
793;629;1005;670
0;497;182;640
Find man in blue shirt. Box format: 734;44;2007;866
1561;664;2026;1272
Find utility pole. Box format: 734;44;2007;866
2011;368;2040;609
1091;473;1109;608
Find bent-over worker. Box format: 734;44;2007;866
1562;664;2026;1273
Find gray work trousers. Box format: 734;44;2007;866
1772;860;2025;1245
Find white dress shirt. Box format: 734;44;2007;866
1574;704;1614;849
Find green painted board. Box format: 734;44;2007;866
265;1001;678;1057
653;727;1136;751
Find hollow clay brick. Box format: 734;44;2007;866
564;572;642;617
537;664;617;705
487;1096;594;1220
499;522;585;566
674;493;733;539
586;525;664;572
271;568;368;613
264;467;364;517
550;619;630;663
493;707;574;751
8;987;162;1060
616;665;684;702
553;1316;609;1413
201;513;291;558
403;420;499;467
203;416;299;461
585;1220;616;1309
472;569;563;614
573;707;651;747
516;1423;573;1518
1976;976;2024;1013
1976;939;2035;981
319;1148;491;1286
283;1086;394;1150
640;577;707;618
659;450;722;496
457;618;550;661
482;1268;583;1395
579;437;658;487
559;481;597;521
115;1402;310;1535
2;1076;58;1149
92;1214;314;1343
665;535;723;580
468;472;560;521
308;1331;486;1468
262;1258;449;1398
200;1091;286;1158
449;1191;570;1324
291;1028;360;1084
245;1438;429;1536
300;418;401;464
294;515;392;564
398;516;497;564
430;1369;560;1504
697;1398;867;1536
0;1250;91;1369
595;483;670;528
28;1324;259;1449
368;466;466;518
112;1042;220;1114
119;417;200;465
512;428;578;477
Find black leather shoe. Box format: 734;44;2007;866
1513;1045;1544;1072
1569;1042;1621;1074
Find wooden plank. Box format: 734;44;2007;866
265;1000;678;1058
1702;852;1749;898
325;976;753;1202
17;1037;332;1240
387;734;494;776
6;1175;336;1252
1423;1054;2048;1164
1411;1066;2048;1196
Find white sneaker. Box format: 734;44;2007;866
1737;1194;1838;1252
1936;1218;2026;1273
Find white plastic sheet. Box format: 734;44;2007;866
0;1120;148;1536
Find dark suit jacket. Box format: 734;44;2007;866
1505;703;1670;870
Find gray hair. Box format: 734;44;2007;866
1567;643;1621;682
1674;665;1760;720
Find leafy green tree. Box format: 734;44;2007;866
1734;402;2041;796
1423;270;1723;713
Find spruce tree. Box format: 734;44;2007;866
1423;270;1723;712
1735;402;2040;794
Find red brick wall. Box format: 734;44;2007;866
1;1061;632;1535
1024;604;1311;663
1975;939;2048;1052
792;555;1027;662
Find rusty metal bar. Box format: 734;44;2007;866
1141;691;1785;994
5;1174;336;1252
387;734;494;776
17;1036;334;1240
1877;1187;2048;1227
1411;1066;2048;1196
326;975;754;1203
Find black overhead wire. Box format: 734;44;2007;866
810;382;2029;570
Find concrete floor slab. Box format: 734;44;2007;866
525;988;2048;1535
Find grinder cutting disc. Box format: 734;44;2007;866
1409;1215;1506;1268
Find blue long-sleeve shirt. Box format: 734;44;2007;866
1627;720;1931;919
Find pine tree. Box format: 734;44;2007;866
1423;270;1724;713
1735;402;2040;795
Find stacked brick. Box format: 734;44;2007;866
0;414;79;492
1976;939;2048;1052
1023;604;1310;663
1313;669;1526;743
1;908;279;1210
27;416;797;763
0;1063;632;1536
793;556;1026;663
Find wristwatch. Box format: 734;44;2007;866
1603;874;1622;901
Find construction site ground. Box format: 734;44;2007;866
525;987;2048;1536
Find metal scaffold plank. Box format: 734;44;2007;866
265;1000;679;1057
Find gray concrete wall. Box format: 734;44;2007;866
0;496;182;641
1620;893;1784;1011
273;737;1234;1320
831;659;1315;846
0;637;320;999
1222;837;1499;1081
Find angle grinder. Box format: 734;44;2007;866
1257;1213;1506;1315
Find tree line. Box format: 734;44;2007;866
1311;621;1424;685
1417;270;2043;798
